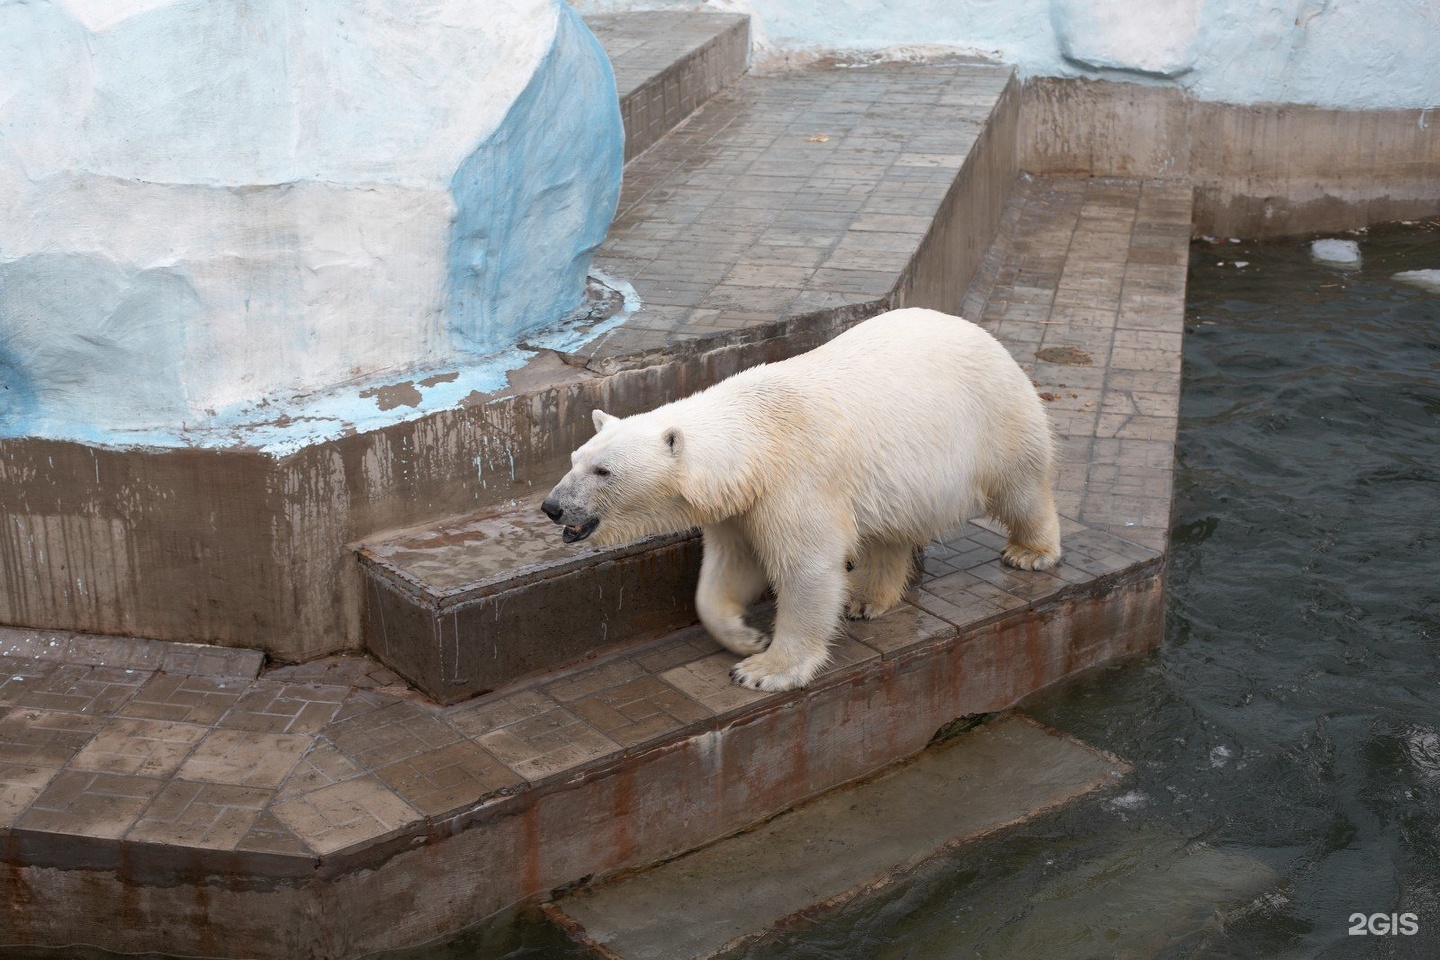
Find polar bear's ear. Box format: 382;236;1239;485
592;410;617;432
663;427;683;456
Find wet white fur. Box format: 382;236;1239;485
545;308;1061;691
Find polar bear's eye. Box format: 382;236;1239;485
593;466;611;478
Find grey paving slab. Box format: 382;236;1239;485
551;716;1126;960
586;12;751;162
964;175;1190;552
573;58;1015;368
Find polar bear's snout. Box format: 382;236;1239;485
538;492;599;544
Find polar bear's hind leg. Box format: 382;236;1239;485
845;540;916;620
992;476;1063;571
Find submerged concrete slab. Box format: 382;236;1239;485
548;715;1127;960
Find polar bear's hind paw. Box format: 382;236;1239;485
1001;543;1061;571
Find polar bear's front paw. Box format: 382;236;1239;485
844;598;891;621
1002;543;1061;571
730;650;826;692
715;626;771;656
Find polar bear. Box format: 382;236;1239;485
541;308;1060;691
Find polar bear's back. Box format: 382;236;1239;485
780;308;1052;540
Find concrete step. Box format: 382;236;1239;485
545;715;1128;960
357;497;702;704
586;11;752;162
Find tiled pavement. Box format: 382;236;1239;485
586;11;750;162
962;175;1191;551
0;170;1187;871
571;57;1014;367
0;515;1159;868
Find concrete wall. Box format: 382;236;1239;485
575;0;1440;110
0;0;623;448
1020;78;1440;237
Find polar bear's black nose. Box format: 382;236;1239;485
541;498;564;522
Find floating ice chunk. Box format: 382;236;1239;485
1394;269;1440;294
1110;789;1148;810
1209;745;1233;767
1311;238;1362;266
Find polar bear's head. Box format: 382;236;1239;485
541;409;693;547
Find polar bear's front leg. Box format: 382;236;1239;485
730;550;846;692
696;520;771;656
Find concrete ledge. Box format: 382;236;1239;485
1020;77;1440;237
0;536;1161;958
0;627;263;680
587;11;751;162
358;500;702;702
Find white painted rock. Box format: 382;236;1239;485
1393;269;1440;294
0;0;622;445
1051;0;1203;77
1310;238;1363;266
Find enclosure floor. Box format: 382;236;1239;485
572;56;1014;366
0;174;1185;930
963;176;1191;551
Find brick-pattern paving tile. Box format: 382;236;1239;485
278;740;365;799
217;681;349;735
561;675;712;750
575;60;1015;367
17;770;165;840
965;176;1188;554
271;775;419;856
913;571;1029;629
587;11;749;160
0;707;105;768
175;730;311;789
544;659;649;704
69;718;209;778
237;809;315;858
0;656;57;708
262;655;402;690
843;603;957;660
452;690;620;783
126;781;271;850
4;664;146;715
374;740;523;816
118;673;245;725
0;760;60;826
631;626;723;675
326;701;461;770
661;653;770;715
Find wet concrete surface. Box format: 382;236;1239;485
549;715;1128;960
